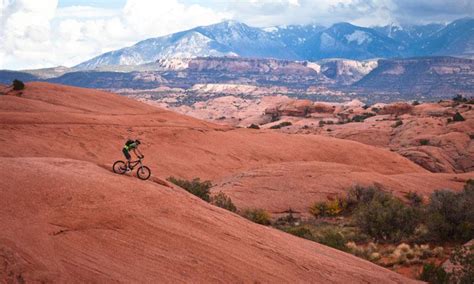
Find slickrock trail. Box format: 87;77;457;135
0;157;417;283
0;82;465;282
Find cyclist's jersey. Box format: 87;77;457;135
124;142;138;151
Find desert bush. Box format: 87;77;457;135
405;191;423;207
309;198;346;217
284;226;314;240
453;94;467;103
270;121;292;129
346;241;377;260
426;182;474;242
412;100;421;106
392;120;403;128
167;177;212;202
420;139;430;146
275;210;299;226
346;185;382;210
314;228;348;251
210;191;237;212
242;208;271;225
453;112;465;122
12;79;25;91
353;192;420;242
351;113;375;122
247;124;260;129
419;263;449;283
449;244;474;284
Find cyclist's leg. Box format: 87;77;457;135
123;148;131;168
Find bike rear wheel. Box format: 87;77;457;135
137;166;151;180
113;160;127;174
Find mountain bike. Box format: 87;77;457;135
113;156;151;180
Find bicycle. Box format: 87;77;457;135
113;156;151;180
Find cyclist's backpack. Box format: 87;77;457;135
125;139;134;146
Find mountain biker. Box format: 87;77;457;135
123;139;143;171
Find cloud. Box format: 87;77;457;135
392;0;474;24
0;0;228;69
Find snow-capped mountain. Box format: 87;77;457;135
373;23;445;46
301;22;403;60
412;17;474;58
265;24;326;57
75;18;474;70
75;21;299;70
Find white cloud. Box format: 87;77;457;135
0;0;228;69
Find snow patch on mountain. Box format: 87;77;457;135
320;33;336;48
345;31;372;45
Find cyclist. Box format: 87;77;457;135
123;139;143;171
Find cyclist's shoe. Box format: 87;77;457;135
125;167;132;173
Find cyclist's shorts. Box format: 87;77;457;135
122;148;131;160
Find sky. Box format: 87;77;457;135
0;0;472;70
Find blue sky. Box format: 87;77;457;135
1;0;473;70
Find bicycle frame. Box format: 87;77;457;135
127;158;143;170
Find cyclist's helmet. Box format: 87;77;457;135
135;139;141;145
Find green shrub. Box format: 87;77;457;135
426;182;474;241
314;228;348;251
453;112;465;122
453;94;467;103
12;79;25;91
420;139;430;146
346;185;382;210
353;192;420;242
405;191;423;207
412;100;421;106
284;227;314;240
242;208;271;225
351;113;375;122
270;121;292;129
167;177;212;202
392;120;403;128
419;263;449;284
319;120;325;127
247;124;260;129
211;191;237;212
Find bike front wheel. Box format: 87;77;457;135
113;160;127;174
137;166;151;180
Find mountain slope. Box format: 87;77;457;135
413;17;474;58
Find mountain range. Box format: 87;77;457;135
75;18;474;70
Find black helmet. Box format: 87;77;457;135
135;139;141;145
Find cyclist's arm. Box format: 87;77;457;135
134;148;143;157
